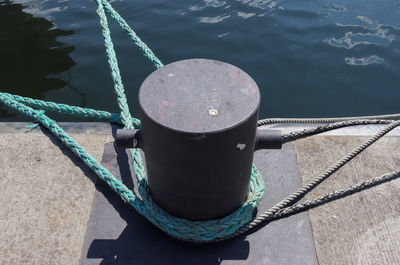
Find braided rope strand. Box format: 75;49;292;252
258;113;400;126
272;168;400;220
281;119;393;143
95;0;134;130
210;120;400;242
1;92;139;126
0;93;144;209
100;0;163;69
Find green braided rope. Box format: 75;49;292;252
0;0;264;242
100;0;164;69
95;0;134;130
1;92;139;126
0;92;264;241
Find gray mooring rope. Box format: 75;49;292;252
281;119;394;143
258;113;400;125
191;120;400;242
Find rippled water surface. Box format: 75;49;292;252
1;0;400;121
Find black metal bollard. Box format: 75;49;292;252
116;59;282;220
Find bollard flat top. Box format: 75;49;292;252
139;59;260;133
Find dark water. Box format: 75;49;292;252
1;0;399;121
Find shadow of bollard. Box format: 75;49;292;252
84;142;250;265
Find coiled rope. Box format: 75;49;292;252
1;0;400;243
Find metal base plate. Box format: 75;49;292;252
79;143;318;265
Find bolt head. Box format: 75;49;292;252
208;108;219;116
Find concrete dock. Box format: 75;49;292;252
1;122;399;265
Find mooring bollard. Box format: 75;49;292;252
116;59;282;220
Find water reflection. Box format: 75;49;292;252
0;0;75;118
192;0;278;25
345;55;385;66
199;15;231;24
0;0;399;121
325;16;396;50
237;12;256;19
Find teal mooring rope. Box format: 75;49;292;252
0;92;264;242
0;0;264;243
2;0;400;243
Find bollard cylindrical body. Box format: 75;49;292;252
138;59;260;220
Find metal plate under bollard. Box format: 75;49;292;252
116;59;282;220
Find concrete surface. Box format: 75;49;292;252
0;125;112;265
1;122;400;265
294;136;400;265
